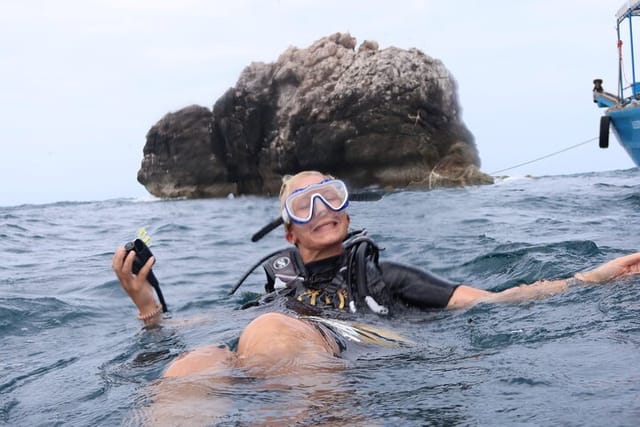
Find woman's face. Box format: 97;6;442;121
283;173;350;260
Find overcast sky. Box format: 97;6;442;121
0;0;633;206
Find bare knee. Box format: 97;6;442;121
237;312;338;366
163;344;235;378
237;312;304;356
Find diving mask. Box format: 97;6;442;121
282;179;350;225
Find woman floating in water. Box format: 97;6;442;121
112;170;640;378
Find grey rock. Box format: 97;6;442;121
137;105;235;198
138;32;493;198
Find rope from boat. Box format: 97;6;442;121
489;137;598;175
619;39;630;89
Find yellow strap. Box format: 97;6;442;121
337;289;346;309
308;290;319;305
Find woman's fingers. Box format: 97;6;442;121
138;256;155;280
122;250;137;276
112;246;126;271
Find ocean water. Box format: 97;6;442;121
1;169;640;426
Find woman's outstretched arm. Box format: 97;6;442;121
446;252;640;309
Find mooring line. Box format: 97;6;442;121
489;137;598;175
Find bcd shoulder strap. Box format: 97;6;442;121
230;229;389;317
262;248;305;292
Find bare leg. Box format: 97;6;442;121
163;345;235;378
160;312;343;378
236;312;344;376
131;313;346;425
128;346;237;426
235;312;350;425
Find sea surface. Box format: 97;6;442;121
1;169;640;426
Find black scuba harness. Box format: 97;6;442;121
229;230;389;315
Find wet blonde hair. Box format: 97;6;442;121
279;170;334;229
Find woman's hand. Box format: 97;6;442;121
112;246;158;315
576;252;640;283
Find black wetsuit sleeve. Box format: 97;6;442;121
379;261;460;309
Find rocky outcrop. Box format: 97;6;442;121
138;32;493;198
137;105;237;197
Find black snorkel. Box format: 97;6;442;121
251;217;284;242
228;246;291;296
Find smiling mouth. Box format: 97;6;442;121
312;219;338;232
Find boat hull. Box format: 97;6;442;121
607;106;640;166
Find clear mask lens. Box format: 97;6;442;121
283;179;349;224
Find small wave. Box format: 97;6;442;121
453;240;601;289
500;376;550;386
0;357;79;395
4;223;28;232
154;223;194;233
0;212;19;220
622;193;640;207
0;398;18;423
4;200;97;210
0;297;97;337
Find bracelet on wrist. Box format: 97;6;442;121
137;304;162;321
